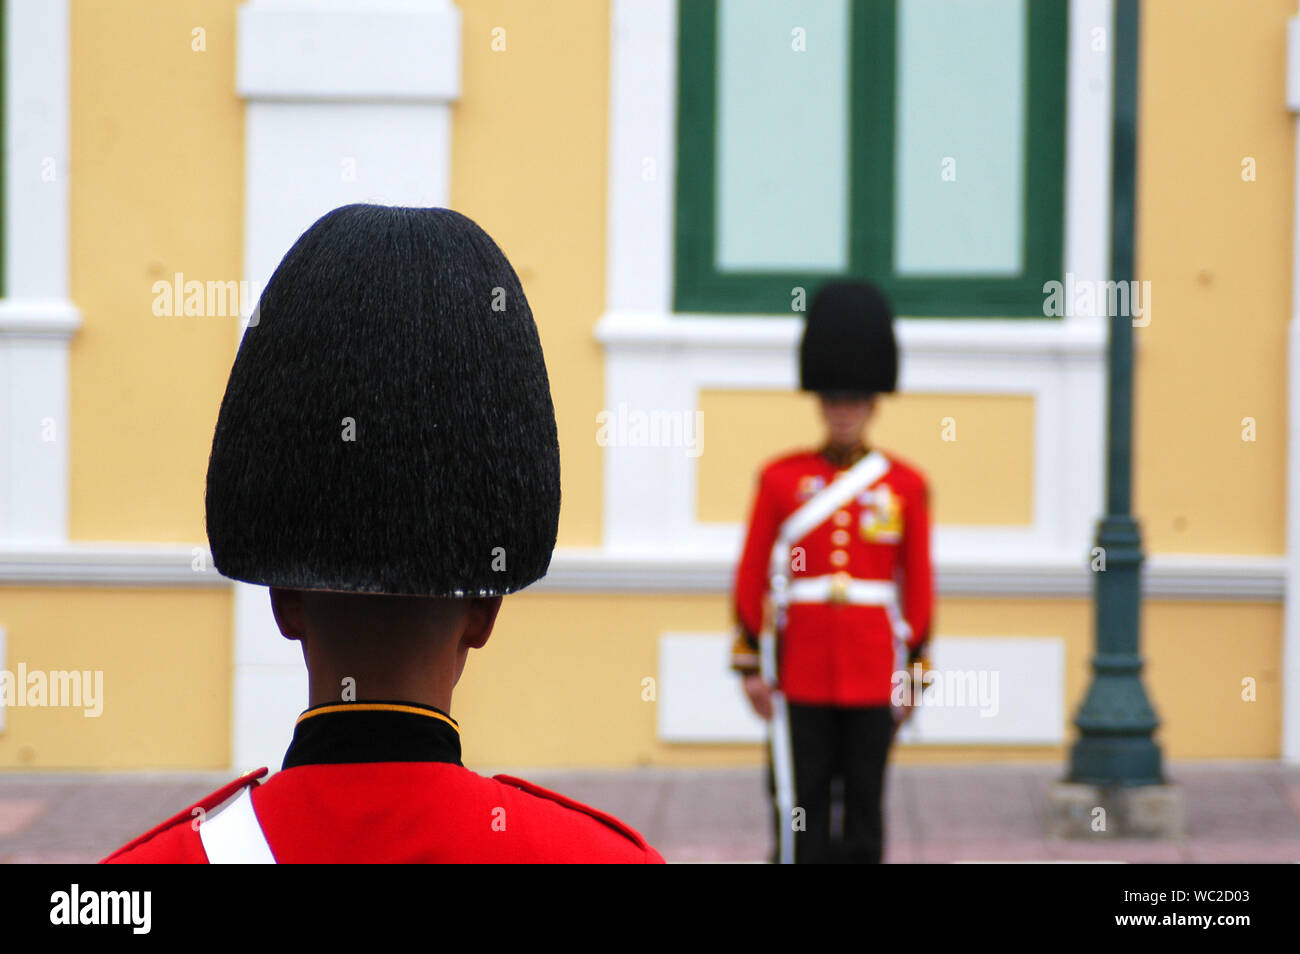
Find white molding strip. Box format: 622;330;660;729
4;1;73;301
596;311;1111;358
607;0;678;315
535;549;1285;602
0;543;228;587
1064;0;1114;290
238;0;462;310
0;2;82;545
0;300;80;338
237;0;460;102
0;544;1283;602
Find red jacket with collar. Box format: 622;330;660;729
731;446;933;706
101;702;664;865
101;765;663;864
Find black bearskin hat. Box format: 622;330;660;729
204;204;560;597
799;280;898;394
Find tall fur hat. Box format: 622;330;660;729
799;280;898;394
205;204;560;597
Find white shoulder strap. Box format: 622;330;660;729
768;450;891;579
199;787;277;864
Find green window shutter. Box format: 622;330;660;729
674;0;1067;317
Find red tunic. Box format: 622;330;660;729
101;702;663;864
731;446;933;706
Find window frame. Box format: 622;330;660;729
674;0;1069;317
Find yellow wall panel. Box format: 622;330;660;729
1142;600;1281;758
451;0;610;547
0;588;231;769
68;0;244;542
1135;0;1291;554
696;390;1035;526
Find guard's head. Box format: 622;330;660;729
817;392;878;447
204;205;561;601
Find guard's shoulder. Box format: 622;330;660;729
878;449;929;492
492;774;664;862
100;767;269;864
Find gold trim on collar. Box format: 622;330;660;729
296;702;460;735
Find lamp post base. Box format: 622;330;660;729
1068;733;1165;788
1047;780;1185;839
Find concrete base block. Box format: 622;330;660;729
1046;781;1185;839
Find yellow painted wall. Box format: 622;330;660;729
450;0;609;547
1143;600;1282;757
68;0;244;544
1135;0;1291;554
697;390;1035;525
3;0;1284;771
0;2;247;770
0;588;231;769
0;1;245;779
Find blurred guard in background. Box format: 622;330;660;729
732;281;933;864
104;204;662;864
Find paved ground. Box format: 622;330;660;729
2;761;1298;863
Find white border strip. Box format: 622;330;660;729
237;0;460;102
0;543;228;587
0;2;81;545
597;311;1110;357
0;544;1282;601
1064;0;1114;291
607;0;677;315
4;0;72;300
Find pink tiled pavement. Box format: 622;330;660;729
1;763;1297;863
0;800;45;837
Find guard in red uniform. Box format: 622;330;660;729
103;205;662;864
731;281;933;864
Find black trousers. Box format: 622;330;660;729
768;703;896;864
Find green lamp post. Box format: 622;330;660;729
1066;0;1165;788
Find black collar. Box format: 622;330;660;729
281;701;463;770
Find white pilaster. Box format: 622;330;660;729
0;1;81;544
231;0;462;772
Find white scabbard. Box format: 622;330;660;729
768;687;796;865
759;628;796;865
